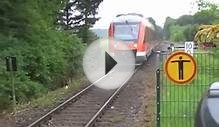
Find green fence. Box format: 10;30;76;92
156;51;219;127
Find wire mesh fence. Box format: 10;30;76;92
156;51;219;127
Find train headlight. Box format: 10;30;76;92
134;43;137;48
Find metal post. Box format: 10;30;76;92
156;69;160;127
11;71;16;113
7;57;16;113
5;56;17;113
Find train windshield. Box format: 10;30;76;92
114;23;139;41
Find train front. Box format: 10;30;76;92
108;14;143;64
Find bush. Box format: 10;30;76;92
0;0;84;111
0;96;12;111
169;25;186;42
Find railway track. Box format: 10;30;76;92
27;69;138;127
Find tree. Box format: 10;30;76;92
184;24;199;41
163;0;218;42
176;15;194;26
57;0;103;43
194;0;219;24
0;0;85;111
163;17;176;40
147;17;163;40
169;25;186;42
156;26;164;40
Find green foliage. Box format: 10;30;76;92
77;28;98;44
169;25;186;42
183;24;199;41
194;6;219;24
0;0;84;111
0;95;12;110
16;75;86;109
57;0;103;43
164;0;218;42
176;15;194;26
163;17;176;40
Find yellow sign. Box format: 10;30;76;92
164;51;197;84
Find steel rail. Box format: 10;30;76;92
27;71;114;127
85;68;139;127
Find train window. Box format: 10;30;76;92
114;23;140;41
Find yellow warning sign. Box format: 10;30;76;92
164;51;197;84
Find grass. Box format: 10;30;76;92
158;47;219;127
16;74;88;112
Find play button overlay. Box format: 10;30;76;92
105;52;117;74
83;39;135;90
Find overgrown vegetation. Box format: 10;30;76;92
0;0;101;112
16;74;87;111
163;0;219;42
56;0;103;43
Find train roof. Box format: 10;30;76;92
112;13;155;30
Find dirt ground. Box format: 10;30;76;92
0;115;15;127
94;52;159;127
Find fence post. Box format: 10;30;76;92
156;69;161;127
11;71;16;113
5;56;17;113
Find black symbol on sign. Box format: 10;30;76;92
171;56;190;80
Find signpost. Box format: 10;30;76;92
185;41;194;56
164;51;197;84
5;56;17;113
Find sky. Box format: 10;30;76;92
93;0;219;29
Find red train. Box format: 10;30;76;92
108;13;157;63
